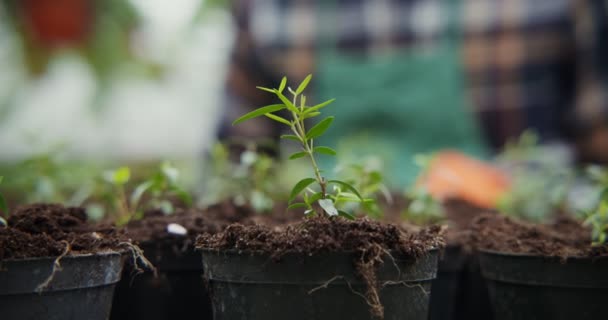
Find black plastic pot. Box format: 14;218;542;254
202;249;438;320
0;252;123;320
429;246;494;320
479;250;608;320
110;241;213;320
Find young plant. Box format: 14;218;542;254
583;166;608;245
200;142;277;213
496;131;573;222
402;154;446;225
101;162;192;226
334;156;391;219
232;75;371;218
0;176;8;227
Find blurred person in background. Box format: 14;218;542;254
217;0;608;187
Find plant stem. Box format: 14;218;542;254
290;94;327;199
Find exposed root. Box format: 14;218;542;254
119;242;157;282
356;243;386;319
307;276;343;295
380;280;429;295
36;240;71;293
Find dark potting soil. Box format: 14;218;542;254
122;201;299;246
443;198;496;247
197;216;444;260
470;213;608;258
0;203;126;260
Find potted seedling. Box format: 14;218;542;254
197;75;444;320
102;162;218;320
472;165;608;320
0;175;141;320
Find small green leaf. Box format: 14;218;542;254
302;112;321;119
280;134;301;142
105;167;130;185
256;86;275;93
131;181;153;208
289;151;308;160
279;77;287;93
289;178;316;202
265;113;292;126
304;99;336;114
318;199;338;216
328;180;363;200
314;146;337;156
295;74;312;95
338;210;356;220
306;117;334;139
309;192;323;204
275;91;299;113
232;104;286;125
288;202;307;210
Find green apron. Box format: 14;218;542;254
315;0;488;187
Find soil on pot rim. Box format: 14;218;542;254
122;200;298;246
0;203;127;260
197;216;444;257
470;213;608;258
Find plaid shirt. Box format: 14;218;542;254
220;0;608;151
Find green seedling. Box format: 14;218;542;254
334;156;391;219
0;176;8;227
201;143;277;213
402;154;446;225
233;75;372;218
101;162;192;226
496;131;573;222
582;165;608;245
1;148;100;207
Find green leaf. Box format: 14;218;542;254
279;77;287;93
105;167;130;185
161;162;179;184
289;151;308;160
338;210;355;220
275;91;299;113
318;198;338;216
130;181;153;208
306;117;334;139
0;176;3;184
295;74;312;95
314;146;337;156
328;180;363;200
0;193;8;217
302;112;321;119
309;192;324;205
288;202;308;210
256;86;275;94
265;113;292;126
304;99;336;114
232;104;286;125
280;134;300;142
289;178;316;202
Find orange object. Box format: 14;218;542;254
417;150;510;209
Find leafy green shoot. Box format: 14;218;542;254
200;142;277;213
496;131;573;222
233;75;371;218
0;176;7;227
582;165;608;245
402;153;446;225
101;162;192;226
333;156;391;219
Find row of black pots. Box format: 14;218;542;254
2;242;606;319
